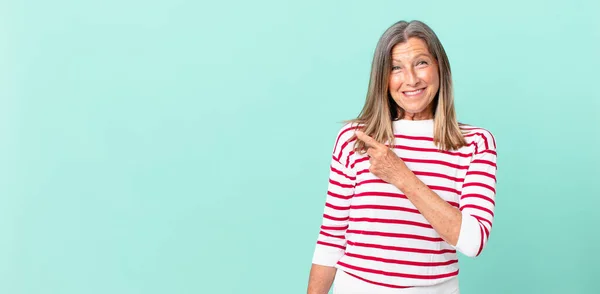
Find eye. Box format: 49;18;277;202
392;65;402;71
417;60;428;66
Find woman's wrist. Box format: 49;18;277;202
393;169;418;193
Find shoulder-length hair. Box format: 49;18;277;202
348;20;467;153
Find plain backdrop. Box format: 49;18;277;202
1;0;599;293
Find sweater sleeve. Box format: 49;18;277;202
453;130;498;257
311;124;358;267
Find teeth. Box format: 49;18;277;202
404;89;424;95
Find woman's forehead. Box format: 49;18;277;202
391;38;432;60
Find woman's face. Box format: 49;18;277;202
388;37;440;120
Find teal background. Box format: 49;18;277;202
2;0;599;293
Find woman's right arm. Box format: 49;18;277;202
307;124;358;294
307;264;337;294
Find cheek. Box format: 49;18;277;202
389;75;402;89
421;68;440;88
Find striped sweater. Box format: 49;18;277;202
311;118;498;288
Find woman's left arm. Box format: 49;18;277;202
396;174;464;246
355;130;498;257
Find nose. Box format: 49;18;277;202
404;68;419;87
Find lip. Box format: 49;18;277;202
402;88;426;97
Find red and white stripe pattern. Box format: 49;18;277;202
312;119;497;288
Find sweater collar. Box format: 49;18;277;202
392;118;434;135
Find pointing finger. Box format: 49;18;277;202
366;148;376;157
355;131;382;150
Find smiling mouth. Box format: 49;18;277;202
402;88;426;97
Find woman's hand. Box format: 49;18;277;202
354;130;463;247
355;131;413;189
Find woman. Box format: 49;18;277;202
307;20;497;294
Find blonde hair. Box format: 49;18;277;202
347;20;467;153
